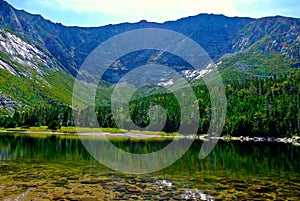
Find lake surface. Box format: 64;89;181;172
0;133;299;200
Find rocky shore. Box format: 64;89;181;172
2;130;300;145
197;135;300;144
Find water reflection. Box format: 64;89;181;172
0;134;92;161
1;134;298;173
0;133;299;200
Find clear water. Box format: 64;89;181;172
0;133;299;200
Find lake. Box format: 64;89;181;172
0;133;299;200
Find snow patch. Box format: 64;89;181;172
158;79;174;87
182;63;216;80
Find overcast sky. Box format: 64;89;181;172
6;0;300;27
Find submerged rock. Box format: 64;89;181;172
80;179;101;184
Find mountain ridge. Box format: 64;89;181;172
1;0;298;80
0;0;254;76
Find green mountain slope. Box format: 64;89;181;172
0;27;110;114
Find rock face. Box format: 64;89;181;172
0;91;27;113
231;16;300;58
0;28;59;77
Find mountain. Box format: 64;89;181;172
0;0;299;113
0;0;252;76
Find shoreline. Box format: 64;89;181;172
1;130;300;144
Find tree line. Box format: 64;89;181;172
0;72;299;137
78;72;299;137
0;104;73;130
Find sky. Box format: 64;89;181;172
5;0;300;27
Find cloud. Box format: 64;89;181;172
13;0;299;26
38;0;241;22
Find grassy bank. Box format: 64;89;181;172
0;126;177;136
0;126;128;134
